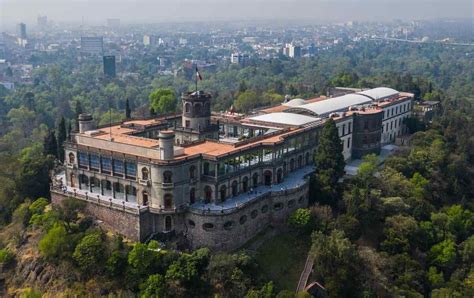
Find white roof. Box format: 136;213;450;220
283;98;306;107
286;93;372;116
248;112;320;126
358;87;399;100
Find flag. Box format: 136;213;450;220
196;67;202;81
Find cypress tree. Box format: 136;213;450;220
67;121;72;140
75;101;83;130
125;98;131;119
312;118;345;205
43;129;58;158
57;117;67;162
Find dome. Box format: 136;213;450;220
282;98;306;107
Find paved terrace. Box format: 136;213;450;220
189;165;314;215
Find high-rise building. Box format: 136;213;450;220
143;35;158;46
80;37;104;55
288;44;301;58
230;53;249;65
103;55;116;77
17;23;27;39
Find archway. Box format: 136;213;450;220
190;188;196;204
252;173;258;188
277;168;283;184
204;185;212;203
220;185;227;202
165;216;172;232
242;177;249;192
231;181;238;197
264;170;272;186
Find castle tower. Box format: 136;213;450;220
159;130;175;160
181;91;212;131
78;113;94;133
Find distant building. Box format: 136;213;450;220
37;16;48;28
103;55;116;77
143;35;158;46
230;53;249;65
80;37;104;55
17;23;27;39
107;18;120;28
179;38;188;46
288;44;301;58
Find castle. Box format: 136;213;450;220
51;87;413;250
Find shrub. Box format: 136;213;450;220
72;232;106;274
139;274;165;297
28;198;49;215
288;208;311;231
0;248;15;266
38;223;70;261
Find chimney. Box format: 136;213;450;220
159;130;175;160
78;113;94;133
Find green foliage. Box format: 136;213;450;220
28;198;49;215
149;88;176;115
72;232;106;274
312;118;345;205
428;266;445;289
0;248;15;266
19;288;42;298
381;215;419;254
310;230;362;296
98;110;125;126
128;242;157;277
288;208;311;231
429;239;457;269
246;281;274;298
139;274;165;297
106;251;128;278
38;223;70;261
234;90;259;112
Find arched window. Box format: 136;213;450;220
264;170;272;186
290;158;295;171
298;155;303;168
194;103;202;115
165;216;172;231
141;167;149;180
242;177;249;192
185;102;191;113
189;165;196;179
231;181;238;197
164;194;173;209
252;173;258;188
203;162;210;175
163;171;173;183
80;174;89;186
305;152;310;165
142;191;149;206
220;185;227;202
69;153;75;164
277;168;283;184
204;185;212;203
126;185;136;196
190;188;196;204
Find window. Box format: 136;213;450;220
264;170;272;186
305;152;310;165
277;168;283;184
141;167;149;180
125;162;136;178
231;181;238;197
188;220;195;228
220;185;227;202
203;162;210;175
251;210;258;219
252;173;258;188
190;188;196;204
90;154;100;171
142;191;149;206
101;157;112;173
104;180;112;191
290;158;295;171
189;165;196;179
68;153;75;164
203;223;215;231
185;120;190;128
261;205;269;213
113;159;124;176
223;221;233;230
165;216;172;231
79;174;89;186
163;171;172;183
185;103;191;113
242;177;249;192
342;124;345;135
348;122;352;133
204;186;212;203
164;194;173;209
274;203;283;210
78;152;88;168
126;185;137;197
298;155;302;168
347;137;351;148
194;103;202;115
239;215;247;225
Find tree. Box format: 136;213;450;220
149;88;176;115
72;232;106;274
43;129;58;158
128;242;157;277
57;117;67;162
234;90;259;113
38;223;70;261
125;98;132;119
312;118;345;205
106;251;128;278
381;215;419;254
429;239;457;270
139;274;166;297
28;198;49;215
310;230;362;296
288;208;311;232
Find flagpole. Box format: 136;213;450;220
195;66;198;93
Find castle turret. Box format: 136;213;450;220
159;130;175;160
181;91;212;131
78;113;94;133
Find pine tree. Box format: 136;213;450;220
312;118;345;205
43;129;58;158
57;117;67;162
125;98;131;119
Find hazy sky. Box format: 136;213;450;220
1;0;473;27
